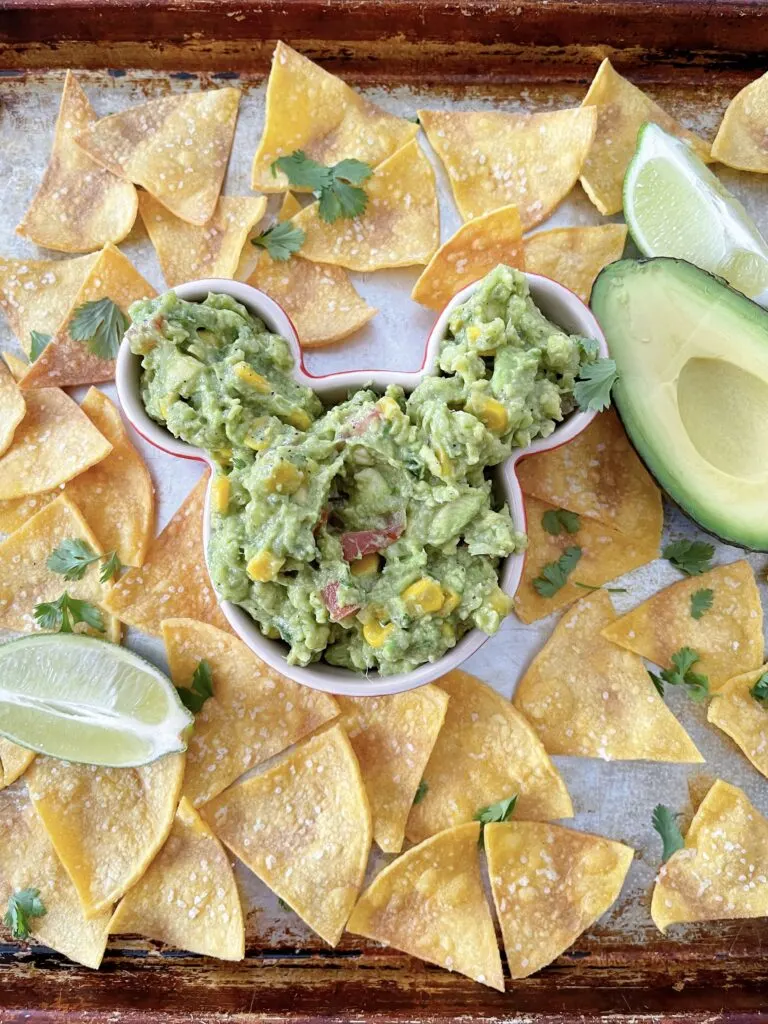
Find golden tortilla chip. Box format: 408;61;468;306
2;351;28;382
580;59;711;216
27;752;185;918
279;192;303;220
486;820;633;979
293;140;439;271
419;107;597;229
103;472;229;636
202;723;371;946
0;738;35;789
652;780;768;932
708;663;768;780
0;360;24;457
406;669;572;845
601;561;763;687
76;88;240;226
515;591;702;762
0;494;111;633
21;244;155;391
162;617;339;807
337;686;449;853
109;797;244;960
347;822;503;990
524;224;628;303
712;72;768;171
16;71;138;253
0;787;111;968
516;409;663;537
251;42;418;193
140;192;267;287
411;204;524;311
514;495;660;624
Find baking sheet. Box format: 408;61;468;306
1;68;767;955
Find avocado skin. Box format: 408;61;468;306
590;256;768;552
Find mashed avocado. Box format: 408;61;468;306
129;265;594;675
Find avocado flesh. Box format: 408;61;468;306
591;257;768;550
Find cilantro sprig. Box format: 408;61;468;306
4;888;46;940
574;358;618;413
541;508;581;536
176;659;214;714
652;804;685;862
33;592;105;634
663;539;714;577
29;330;51;361
69;298;129;360
47;538;124;584
412;779;429;806
474;795;518;825
252;221;306;262
533;546;582;598
648;647;712;703
690;587;714;620
271;151;372;224
750;672;768;708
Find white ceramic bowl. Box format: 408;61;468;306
116;274;607;697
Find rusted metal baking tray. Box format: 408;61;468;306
2;1;768;1021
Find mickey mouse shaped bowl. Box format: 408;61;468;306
116;274;606;697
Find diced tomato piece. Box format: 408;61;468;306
341;514;405;562
342;407;382;438
314;506;329;534
321;581;360;622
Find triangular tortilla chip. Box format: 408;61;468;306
16;71;138;253
0;787;111;968
251;42;418;193
347;822;503;990
109;797;244;960
652;780;768;932
337;686;449;853
21;244;155;390
411;204;524;311
580;59;711;215
0;360;24;457
140;192;267;287
514;495;660;624
708;662;768;780
523;224;628;303
601;561;763;687
202;723;371;946
0;252;99;355
515;591;702;762
293;140;439;271
2;351;28;382
406;669;572;845
516;409;663;537
0;494;112;632
162;617;339;807
419;106;597;228
103;472;229;636
0;737;35;789
279;192;303;220
27;751;185;918
486;820;633;978
712;72;768;171
76;88;240;226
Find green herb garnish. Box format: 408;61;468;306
176;659;214;714
572;581;628;594
413;779;428;806
655;646;712;703
652;804;685;862
47;539;124;584
69;298;129;360
271;151;372;224
4;888;46;940
750;672;768;708
541;508;581;536
574;358;618;413
34;592;105;634
474;794;518;824
690;587;714;620
252;221;306;262
29;331;51;361
99;550;124;583
663;539;715;577
532;546;582;598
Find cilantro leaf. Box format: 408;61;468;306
413;779;428;806
277;896;294;913
648;670;665;698
541;508;581;536
658;646;712;703
47;538;100;581
69;298;129;360
574;358;618;413
532;545;582;598
579;335;601;361
4;888;46;940
690;587;714;620
29;330;51;361
252;221;306;262
331;158;373;186
663;539;715;577
176;659;214;714
33;592;105;635
271;151;372;224
270;150;328;188
750;672;768;708
99;550;124;583
652;804;685;862
474;794;518;825
573;581;628;594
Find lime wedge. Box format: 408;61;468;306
0;635;192;767
624;122;768;297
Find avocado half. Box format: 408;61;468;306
591;257;768;550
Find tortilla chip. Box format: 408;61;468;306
601;561;763;687
419;107;596;229
76;88;240;226
514;495;660;624
524;224;628;303
16;71;138;253
0;787;111;968
406;669;572;845
515;591;702;762
651;780;768;932
109;797;244;960
0;253;99;355
140;192;267;287
712;73;768;171
103;472;229;636
202;723;371;946
337;686;449;853
580;59;712;216
162;617;339;807
516;409;663;537
279;192;303;220
486;820;633;978
708;662;768;779
27;752;185;918
293;140;439;271
347;822;503;990
411;204;524;311
0;360;24;457
251;42;418;193
0;738;35;789
2;351;28;382
21;244;155;391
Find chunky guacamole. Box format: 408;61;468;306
128;265;594;675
